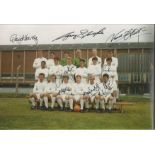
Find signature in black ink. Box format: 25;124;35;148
10;34;38;44
52;27;106;42
106;27;147;43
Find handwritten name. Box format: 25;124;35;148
106;27;147;43
10;34;38;44
52;27;106;42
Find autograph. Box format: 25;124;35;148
52;27;106;42
105;27;147;43
10;34;38;44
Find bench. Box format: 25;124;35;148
113;102;133;113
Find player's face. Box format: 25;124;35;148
92;49;97;56
50;75;56;82
80;61;85;67
41;62;46;68
102;76;108;83
67;58;72;65
76;50;82;57
76;76;81;83
107;60;112;65
39;75;45;82
92;60;97;65
63;77;69;83
89;77;95;84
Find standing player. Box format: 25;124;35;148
49;57;63;87
84;74;100;112
56;75;73;111
43;74;58;110
102;57;118;82
33;50;47;71
35;61;49;81
46;52;55;69
104;50;118;68
29;73;47;109
63;57;77;83
73;49;82;67
88;57;102;83
88;48;102;67
75;58;88;84
99;73;117;112
70;74;86;112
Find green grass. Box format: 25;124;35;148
0;97;153;129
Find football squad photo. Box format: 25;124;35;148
0;24;154;129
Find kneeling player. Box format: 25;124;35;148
70;74;86;112
99;73;117;112
29;73;47;109
43;74;58;110
56;75;73;111
84;74;100;112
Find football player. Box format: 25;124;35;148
56;75;73;111
29;73;47;109
43;74;58;110
63;56;77;83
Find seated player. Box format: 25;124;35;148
43;74;58;110
75;58;88;84
70;74;86;112
56;75;73;111
99;73;117;113
29;73;47;110
88;57;102;83
84;74;100;112
63;56;77;83
49;57;63;87
35;61;49;81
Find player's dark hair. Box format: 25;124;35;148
102;73;109;78
106;57;112;62
41;61;46;65
92;57;98;61
39;73;45;77
80;58;85;63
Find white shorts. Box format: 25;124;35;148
101;94;113;103
58;94;70;102
73;95;82;102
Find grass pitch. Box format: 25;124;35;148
0;95;152;129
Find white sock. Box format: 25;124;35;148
51;97;56;108
40;98;44;107
108;99;114;110
65;100;69;108
95;99;99;109
100;99;105;110
85;100;89;109
80;99;84;110
69;99;73;110
57;99;63;108
30;98;35;106
43;96;48;108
